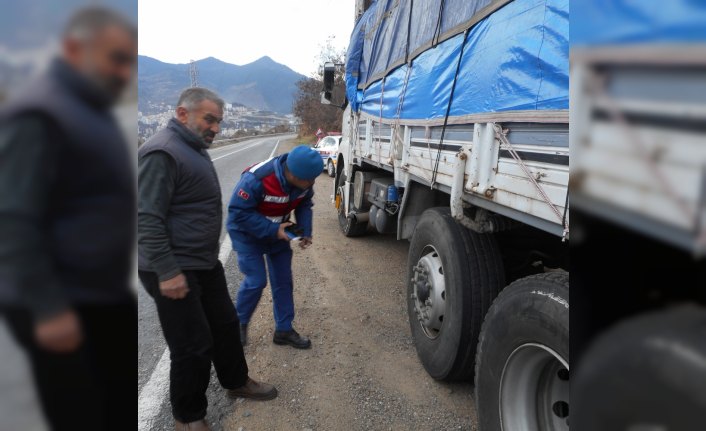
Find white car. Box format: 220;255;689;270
313;135;341;177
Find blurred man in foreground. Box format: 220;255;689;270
138;87;277;431
0;7;137;431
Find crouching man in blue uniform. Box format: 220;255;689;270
227;145;322;349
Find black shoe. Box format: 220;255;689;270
240;324;248;346
273;329;311;349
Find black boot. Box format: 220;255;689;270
240;323;248;346
273;329;311;349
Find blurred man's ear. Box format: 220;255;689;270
175;106;189;123
62;37;84;67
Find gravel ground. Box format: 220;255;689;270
206;138;478;430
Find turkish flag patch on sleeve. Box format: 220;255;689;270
238;189;250;200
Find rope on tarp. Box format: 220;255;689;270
390;64;413;163
493;123;570;241
562;185;569;240
404;0;414;64
377;76;386;166
388;0;415;164
432;0;447;48
431;28;469;188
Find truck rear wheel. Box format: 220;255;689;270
407;207;504;381
572;305;706;431
335;171;368;237
475;272;569;431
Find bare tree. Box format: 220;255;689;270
292;36;347;137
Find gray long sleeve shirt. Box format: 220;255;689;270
137;151;182;281
0;115;69;318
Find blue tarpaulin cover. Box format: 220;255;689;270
345;0;569;120
571;0;706;46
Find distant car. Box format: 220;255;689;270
312;135;341;177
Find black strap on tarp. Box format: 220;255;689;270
431;27;470;187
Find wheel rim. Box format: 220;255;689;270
410;245;446;339
328;161;335;176
500;343;570;431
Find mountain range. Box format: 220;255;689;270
138;55;307;114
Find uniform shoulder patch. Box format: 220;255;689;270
238;189;250;200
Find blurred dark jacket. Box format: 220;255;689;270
0;58;135;319
137;118;222;281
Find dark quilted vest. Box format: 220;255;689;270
0;59;135;304
138;118;222;271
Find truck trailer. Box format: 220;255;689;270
322;0;570;429
570;2;706;429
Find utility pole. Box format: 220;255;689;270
189;59;199;87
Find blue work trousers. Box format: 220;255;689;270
235;241;295;331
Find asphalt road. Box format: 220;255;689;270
137;134;293;430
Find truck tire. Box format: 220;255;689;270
475;272;569;431
407;207;504;381
572;305;706;431
335;171;368;237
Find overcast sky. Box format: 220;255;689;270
138;0;355;76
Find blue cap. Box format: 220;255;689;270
286;145;323;180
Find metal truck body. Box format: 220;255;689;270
325;1;570;429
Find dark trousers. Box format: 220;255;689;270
139;261;249;422
3;300;137;431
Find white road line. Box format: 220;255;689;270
218;234;232;265
210;140;263;161
137;348;170;431
269;139;280;158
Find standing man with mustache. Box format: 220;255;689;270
138;88;277;431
